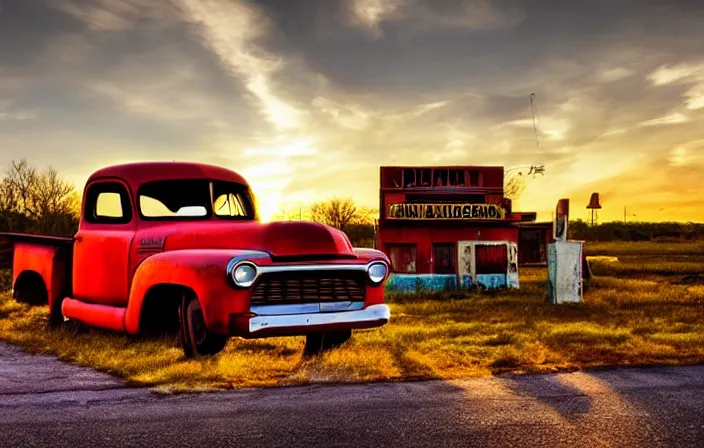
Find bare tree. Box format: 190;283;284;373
504;171;527;201
272;203;313;221
352;206;378;225
309;198;359;231
0;159;80;236
504;165;545;201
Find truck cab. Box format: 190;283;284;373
6;162;391;357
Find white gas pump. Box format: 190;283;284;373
547;198;584;303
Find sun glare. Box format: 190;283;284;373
249;187;281;223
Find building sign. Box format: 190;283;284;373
387;203;505;220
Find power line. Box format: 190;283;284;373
530;93;540;147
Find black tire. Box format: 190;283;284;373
179;292;228;358
303;330;352;357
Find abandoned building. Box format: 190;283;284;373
376;165;553;292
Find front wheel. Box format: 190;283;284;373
179;292;228;358
303;330;352;357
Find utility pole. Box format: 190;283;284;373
624;206;636;223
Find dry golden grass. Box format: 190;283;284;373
584;240;704;256
589;255;704;278
1;241;703;392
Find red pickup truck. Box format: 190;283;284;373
3;162;391;357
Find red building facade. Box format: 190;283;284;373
376;166;541;289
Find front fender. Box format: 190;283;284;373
352;248;391;305
124;249;270;335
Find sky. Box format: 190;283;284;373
0;0;703;223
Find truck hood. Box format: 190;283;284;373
141;220;357;259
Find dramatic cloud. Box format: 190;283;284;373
1;0;703;222
347;0;526;37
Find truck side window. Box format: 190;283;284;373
96;193;123;218
84;182;132;224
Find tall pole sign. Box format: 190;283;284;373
586;193;601;226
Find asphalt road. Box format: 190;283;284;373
1;343;702;447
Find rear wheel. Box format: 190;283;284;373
303;330;352;357
179;292;228;358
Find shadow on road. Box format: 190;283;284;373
501;372;593;420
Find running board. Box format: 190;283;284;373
62;297;126;332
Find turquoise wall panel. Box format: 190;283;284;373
386;273;511;293
475;274;507;289
385;274;457;293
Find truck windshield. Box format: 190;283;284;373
138;179;256;220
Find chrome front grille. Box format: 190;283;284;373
250;271;366;305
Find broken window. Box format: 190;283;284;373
403;168;417;188
387;244;417;273
419;168;432;186
433;169;448;187
381;168;403;188
449;169;465;187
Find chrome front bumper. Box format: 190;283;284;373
248;304;391;334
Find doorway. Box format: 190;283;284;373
433;243;456;274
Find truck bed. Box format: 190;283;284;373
0;232;74;246
1;233;74;317
0;233;73;269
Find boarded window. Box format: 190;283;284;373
475;244;507;274
433;243;455;274
387;244;417;273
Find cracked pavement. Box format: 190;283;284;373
1;342;703;447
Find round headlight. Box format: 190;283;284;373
232;263;257;287
367;262;388;284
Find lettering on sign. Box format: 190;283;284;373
387;203;505;220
